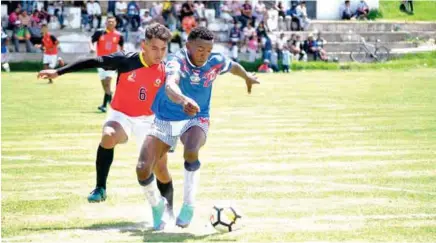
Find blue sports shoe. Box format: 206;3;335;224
176;204;194;228
152;199;167;230
87;187;106;203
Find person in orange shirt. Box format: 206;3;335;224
37;23;176;222
89;16;124;113
34;24;64;84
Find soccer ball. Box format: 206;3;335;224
209;205;242;232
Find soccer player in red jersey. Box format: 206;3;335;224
34;24;64;84
37;23;175;216
90;16;124;113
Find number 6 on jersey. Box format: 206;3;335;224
139;87;147;101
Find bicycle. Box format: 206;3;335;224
350;37;390;63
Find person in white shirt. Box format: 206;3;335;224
254;1;267;27
297;1;310;31
87;0;102;30
115;0;128;31
356;0;369;19
276;32;287;61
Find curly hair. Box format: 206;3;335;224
188;26;214;41
145;22;172;42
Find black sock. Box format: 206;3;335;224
157;180;173;210
104;93;112;107
95;145;114;189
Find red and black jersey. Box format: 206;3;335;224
91;29;124;57
41;33;58;55
57;51;165;117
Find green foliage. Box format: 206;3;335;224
367;9;383;20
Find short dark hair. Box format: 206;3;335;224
41;24;48;28
145;22;172;42
188;27;214;41
107;16;116;21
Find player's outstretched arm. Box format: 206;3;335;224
165;73;200;116
229;61;260;94
37;52;124;80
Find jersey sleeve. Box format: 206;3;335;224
165;55;183;77
118;35;124;48
50;35;58;43
99;51;127;70
91;30;103;43
218;53;232;74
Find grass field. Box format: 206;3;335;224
2;69;436;242
379;0;436;21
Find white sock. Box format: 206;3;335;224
183;168;200;206
2;63;10;72
141;177;162;207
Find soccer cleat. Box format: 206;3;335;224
176;203;194;228
152;198;167;230
97;105;107;113
87;187;106;203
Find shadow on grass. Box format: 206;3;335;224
23;221;234;242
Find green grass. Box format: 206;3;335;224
2;69;436;242
379;0;436;21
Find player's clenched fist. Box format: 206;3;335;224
37;69;59;79
182;97;200;116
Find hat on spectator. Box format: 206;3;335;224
263;59;270;63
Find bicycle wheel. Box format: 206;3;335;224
350;47;369;63
375;46;390;62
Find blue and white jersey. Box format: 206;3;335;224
152;49;232;121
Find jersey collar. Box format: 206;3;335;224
139;51;149;67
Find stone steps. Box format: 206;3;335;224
308;21;436;32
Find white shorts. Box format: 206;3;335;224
43;54;57;68
149;117;210;148
105;109;154;152
1;53;9;63
98;68;116;80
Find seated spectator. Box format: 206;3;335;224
261;34;272;61
356;0;369;19
341;0;354;20
258;59;272;73
19;10;31;27
8;8;21;30
81;3;89;30
166;11;178;32
315;31;329;61
220;0;235;22
12;21;33;52
108;0;117;16
141;9;152;25
30;10;42;26
254;0;267;27
256;20;268;38
115;0;128;31
282;46;291;73
247;35;258;62
230;0;241;19
276;1;286;31
285;2;300;31
290;34;306;61
238;0;256;29
194;1;207;27
87;0;102;30
127;1;140;31
229;21;242;45
297;1;310;30
305;33;328;61
53;1;66;29
181;0;195;22
162;0;172;21
243;21;256;44
150;1;163;18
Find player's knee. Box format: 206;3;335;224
136;151;155;180
183;149;199;162
100;133;117;149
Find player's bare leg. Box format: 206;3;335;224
43;64;53;84
176;126;206;228
154;153;175;219
136;135;171;230
98;77;112;113
88;121;128;203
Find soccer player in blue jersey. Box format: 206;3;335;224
135;26;259;230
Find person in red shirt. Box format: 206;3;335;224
37;23;175;219
89;16;124;113
34;24;64;84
